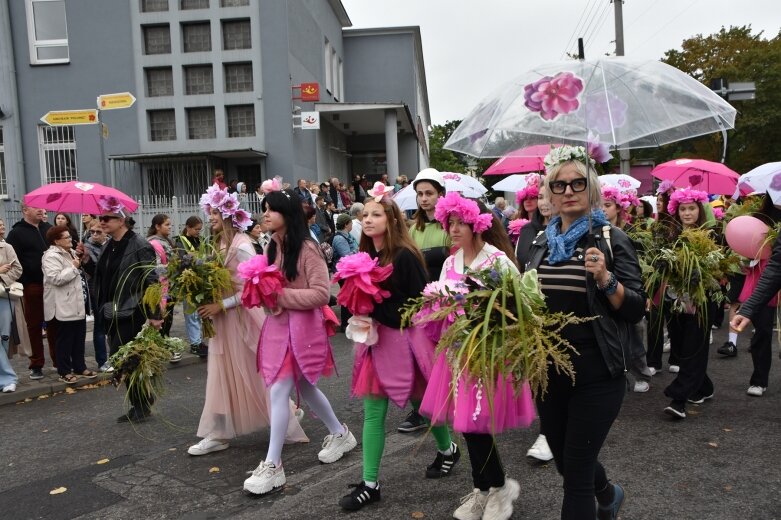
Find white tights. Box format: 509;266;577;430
265;376;343;465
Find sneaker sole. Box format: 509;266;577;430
397;424;428;433
318;434;358;464
243;473;286;496
188;443;230;456
485;479;520;519
526;454;554;463
664;407;686;419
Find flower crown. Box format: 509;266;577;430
600;185;631;209
97;195;126;217
515;174;541;204
200;183;252;232
367;181;394;203
656;179;675;196
260;176;283;195
434;192;494;234
543;143;612;171
667;187;709;215
508;218;530;238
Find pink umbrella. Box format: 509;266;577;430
23;181;138;215
650;158;739;195
483;144;559;176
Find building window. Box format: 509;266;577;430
140;0;168;12
187;107;216;139
224;62;253;92
324;39;332;93
337;58;344;101
38;125;78;184
184;65;214;95
226;105;255;137
220;0;248;6
148;110;177;141
222;19;251;50
0;128;6;197
143;25;171;55
145;67;174;97
182;22;211;52
25;0;69;64
180;0;208;9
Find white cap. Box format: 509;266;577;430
413;168;445;191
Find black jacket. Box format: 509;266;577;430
738;232;781;322
514;219;546;270
525;225;646;378
5;219;52;285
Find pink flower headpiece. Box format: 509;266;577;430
199;183;252;232
667;187;709;215
260;176;283;194
515;174;541;205
367;181;394;203
434;192;493;234
508;218;530;239
601;185;631;209
97;195;126;217
656;179;675;196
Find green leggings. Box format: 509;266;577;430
362;397;452;482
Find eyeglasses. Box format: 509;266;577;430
98;216;120;223
549;178;588;195
90;230;103;234
58;235;71;241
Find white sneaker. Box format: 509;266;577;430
187;438;229;456
453;488;488;520
99;362;114;373
318;423;357;463
647;367;657;377
633;380;650;393
243;461;286;495
668;365;680;373
747;386;767;397
483;478;520;520
2;383;16;393
526;434;553;462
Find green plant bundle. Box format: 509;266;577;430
724;196;764;222
643;227;741;317
401;263;594;400
143;240;233;338
109;325;187;410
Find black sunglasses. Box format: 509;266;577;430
550;178;588;195
98;216;120;222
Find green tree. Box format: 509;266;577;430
635;26;781;174
428;120;470;173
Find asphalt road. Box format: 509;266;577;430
1;325;780;520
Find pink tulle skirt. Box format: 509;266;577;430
419;352;536;434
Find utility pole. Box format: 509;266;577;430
613;0;631;176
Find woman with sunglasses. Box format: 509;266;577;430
525;146;644;520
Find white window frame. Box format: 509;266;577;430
37;125;78;184
336;58;344;102
324;39;332;94
25;0;70;65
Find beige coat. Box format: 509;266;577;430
42;245;85;322
0;240;29;358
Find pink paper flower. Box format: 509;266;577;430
413;280;468;343
237;254;286;309
656;180;675;195
260;176;282;194
585;90;628;134
508;219;530;243
435;192;493;234
232;208;252;232
97;195;125;215
515;174;541;204
587;135;612;164
668;187;709;214
713;207;725;220
332;252;394;315
524;72;584;121
367;181;394;202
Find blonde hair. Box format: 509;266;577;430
544;160;602;210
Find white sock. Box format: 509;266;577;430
728;332;738;345
298;378;344;435
364;480;378;489
439;442;454;456
265;377;296;466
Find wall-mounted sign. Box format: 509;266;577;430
300;82;320;102
301;111;320;130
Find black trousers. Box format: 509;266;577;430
52;318;87;377
536;346;625;520
646;305;679;369
749;305;776;388
462;433;505;491
664;311;714;402
106;310;153;411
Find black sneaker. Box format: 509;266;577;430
197;342;208;358
664;400;686;419
425;442;460;478
717;341;737;357
117;407;152;423
29;368;44;380
339;482;381;511
687;392;714;404
189;343;200;356
397;410;427;433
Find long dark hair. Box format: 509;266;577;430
474;200;519;266
670;201;707;239
262;189;318;281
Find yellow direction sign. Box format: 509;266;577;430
40;109;99;126
97;92;136;110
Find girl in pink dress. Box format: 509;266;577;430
243;187;356;496
188;186;307;457
419;192;535;520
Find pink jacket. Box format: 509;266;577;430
258;234;333;385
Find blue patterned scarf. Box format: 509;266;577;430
545;209;609;265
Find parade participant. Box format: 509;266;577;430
421;192;533;520
398;168;450;433
662;188;716;419
147;214;178;356
526;146;644;519
188;187;307;457
243;187;356;496
514;173;543;222
338;183;459;512
175;216;207;357
0;218;22;393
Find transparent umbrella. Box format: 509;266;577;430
445;57;736;158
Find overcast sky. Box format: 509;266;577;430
341;0;781;125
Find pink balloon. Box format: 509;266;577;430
725;215;771;260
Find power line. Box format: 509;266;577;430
580;1;612;55
633;0;701;53
584;2;613;51
561;0;602;59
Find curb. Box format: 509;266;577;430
0;353;206;408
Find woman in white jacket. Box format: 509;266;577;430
0;218;23;393
42;225;96;384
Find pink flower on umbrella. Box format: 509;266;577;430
585;90;628;134
587;136;612;164
524;72;584;121
769;172;781;191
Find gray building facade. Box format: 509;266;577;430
0;0;431;214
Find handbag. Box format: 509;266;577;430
0;281;23;300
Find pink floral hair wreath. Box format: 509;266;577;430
515;174;541;205
667;187;709;215
200;183;253;232
434;192;493;234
